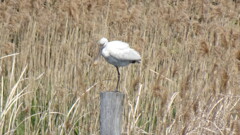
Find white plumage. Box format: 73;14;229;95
98;37;141;91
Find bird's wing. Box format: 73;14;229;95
109;48;141;61
108;41;129;49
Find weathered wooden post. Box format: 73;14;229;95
100;91;125;135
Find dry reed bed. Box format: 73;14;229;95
0;0;240;134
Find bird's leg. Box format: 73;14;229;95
115;66;120;92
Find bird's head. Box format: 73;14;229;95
94;37;108;66
98;37;108;46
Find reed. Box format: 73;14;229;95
0;0;240;134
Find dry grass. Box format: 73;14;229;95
0;0;240;134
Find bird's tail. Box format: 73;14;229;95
131;59;141;63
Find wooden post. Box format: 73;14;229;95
100;91;125;135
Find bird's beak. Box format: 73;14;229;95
93;46;102;65
93;54;100;65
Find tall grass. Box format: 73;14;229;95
0;0;240;134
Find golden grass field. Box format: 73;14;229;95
0;0;240;134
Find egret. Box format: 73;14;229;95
97;37;141;91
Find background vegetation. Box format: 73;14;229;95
0;0;240;134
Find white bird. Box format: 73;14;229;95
97;37;141;91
